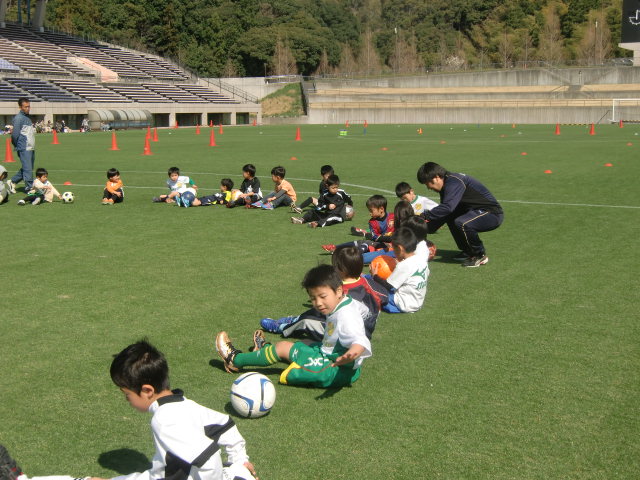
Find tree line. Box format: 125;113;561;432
5;0;627;76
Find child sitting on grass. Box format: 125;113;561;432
292;164;334;213
260;244;388;340
395;181;438;215
192;178;233;206
102;168;123;205
371;226;429;314
153;167;197;205
216;264;371;388
0;165;10;204
251;166;297;210
227;164;262;208
290;174;352;228
17;168;61;205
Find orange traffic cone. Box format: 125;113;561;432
153;127;159;142
143;137;153;155
417;128;423;135
196;124;201;135
364;120;368;128
619;119;624;128
110;131;119;151
209;129;217;146
4;138;15;162
52;130;59;144
555;123;560;135
252;118;257;126
174;120;179;129
589;123;595;136
219;124;224;135
295;127;301;141
146;126;151;139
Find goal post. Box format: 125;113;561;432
611;99;640;123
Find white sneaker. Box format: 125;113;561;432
31;197;42;205
7;180;16;194
17;199;25;205
290;216;304;224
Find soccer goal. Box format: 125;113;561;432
611;99;640;123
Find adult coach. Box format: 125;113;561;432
417;162;503;268
8;98;36;194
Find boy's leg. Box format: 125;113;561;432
381;292;403;313
280;309;326;340
215;331;293;372
271;194;292;208
281;343;361;387
298;196;313;209
113;189;124;203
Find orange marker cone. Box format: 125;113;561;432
52;130;59;144
604;163;613;167
295;127;301;141
219;124;224;135
63;181;73;185
110;131;119;151
512;123;516;128
146;126;151;139
544;169;552;174
209;120;213;127
153;127;159;142
364;120;368;128
345;121;349;128
555;123;560;135
619;119;624;128
521;152;528;156
174;120;179;129
196;124;201;135
143;137;153;155
252;119;257;126
589;123;595;135
4;138;15;162
209;129;217;147
417;128;423;135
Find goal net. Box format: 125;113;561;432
611;99;640;123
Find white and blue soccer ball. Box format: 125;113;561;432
345;204;354;220
61;191;74;203
230;372;276;418
180;190;196;207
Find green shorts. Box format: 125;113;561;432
280;341;361;388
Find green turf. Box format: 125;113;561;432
1;124;639;479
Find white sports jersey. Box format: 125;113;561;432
167;176;193;194
322;296;372;369
387;253;429;313
112;390;249;480
411;195;438;215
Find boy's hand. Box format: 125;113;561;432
268;196;275;202
328;204;335;210
244;461;258;479
116;191;122;197
332;344;365;366
370;262;379;275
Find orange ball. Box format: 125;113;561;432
370;255;397;280
427;240;437;261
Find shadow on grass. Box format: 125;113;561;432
432;248;465;264
98;449;150;475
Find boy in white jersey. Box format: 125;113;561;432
216;264;371;388
371;227;429;314
153;167;197;204
0;341;257;480
395;181;438;215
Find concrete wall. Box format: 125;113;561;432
213;77;286;99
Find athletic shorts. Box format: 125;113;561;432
279;341;361;388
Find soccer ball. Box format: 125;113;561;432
427;240;437;261
230;189;242;202
345;204;354;220
230;372;276;418
61;191;74;203
370;255;397;280
180;190;195;207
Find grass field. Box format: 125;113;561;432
1;123;639;480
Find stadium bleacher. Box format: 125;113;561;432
5;77;85;102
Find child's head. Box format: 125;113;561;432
35;167;48;180
393;200;415;229
403;215;428;241
271;166;286;182
395;182;416;202
417;162;448;192
220;178;234;191
0;167;6;181
332;245;363;280
326;174;340;194
107;168;120;180
301;264;344;316
320;165;334;180
392;227;418;260
366;195;387;218
242;164;256;179
168;167;180;182
110;340;170;411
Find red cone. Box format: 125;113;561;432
555;123;560;135
252;119;257;126
219;124;224;135
196;124;201;135
295;127;301;141
146;126;151;140
143;137;153;155
174;120;179;129
209;129;217;146
153;127;159;142
52;130;59;144
4;138;15;162
589;123;595;136
110;131;119;151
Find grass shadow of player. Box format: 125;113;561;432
314;386;344;400
98;449;151;475
434;249;466;264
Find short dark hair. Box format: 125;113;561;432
320;165;334;176
403;215;428;241
392;227;418;253
220;178;234;190
35;167;48;177
168;167;180;176
242;164;256;176
393;200;415;229
332;245;363;279
395;182;412;198
301;264;342;292
18;97;29;107
326;174;340;187
366;194;387;211
110;340;170;394
271;166;286;178
107;168;120;179
417;162;448;184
